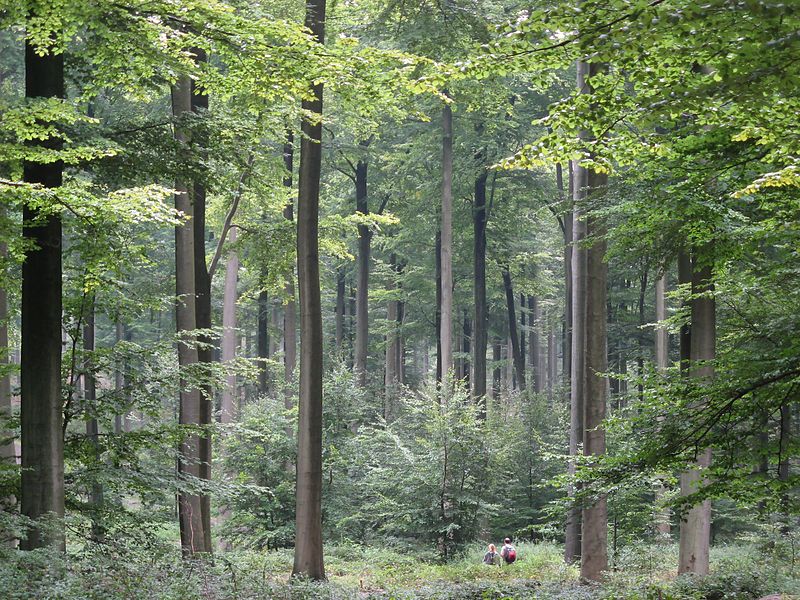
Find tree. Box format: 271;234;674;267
292;0;326;580
473;170;488;411
354;153;370;388
440;102;454;394
19;31;65;552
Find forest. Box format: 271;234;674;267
1;0;799;598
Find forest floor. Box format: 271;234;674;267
2;539;799;599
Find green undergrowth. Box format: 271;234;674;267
1;541;798;599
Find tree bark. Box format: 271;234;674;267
462;309;471;391
678;254;714;575
502;269;526;392
581;169;609;581
491;340;501;407
292;0;326;579
172;75;208;556
547;326;556;404
530;295;544;394
20;37;65;552
473;171;488;411
190;52;213;555
335;268;345;354
565;159;586;565
440;102;454;394
284;135;298;409
654;273;671;536
257;286;269;394
560;163;573;385
435;230;442;385
0;225;15;547
83;302;104;541
385;255;399;421
220;227;239;424
354;154;370;388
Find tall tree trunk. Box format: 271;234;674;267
385;255;399;421
0;226;16;547
292;0;326;579
435;230;442;385
678;254;714;575
257;286;269;395
654;273;671;536
83;302;104;541
491;339;501;406
560;163;573;385
220;227;239;424
354;155;370;388
547;326;556;404
284;135;298;408
335;268;345;354
173;75;208;556
20;35;65;552
530;295;544;394
114;320;124;434
581;168;609;581
636;269;648;404
190;51;213;554
473;171;488;411
565;159;586;565
462;309;471;391
440;102;454;394
502;269;526;391
520;294;526;371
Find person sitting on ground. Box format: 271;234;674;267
500;537;517;564
482;543;499;565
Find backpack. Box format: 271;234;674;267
502;546;516;564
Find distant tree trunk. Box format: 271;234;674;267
292;0;326;579
114;321;124;434
491;340;501;405
435;230;442;385
560;163;573;384
581;167;609;582
473;171;488;411
440;102;454;394
385;255;399;421
678;251;692;371
678;253;714;575
565;158;586;565
397;297;405;385
654;272;671;536
257;286;269;394
172;75;209;556
637;269;648;403
0;229;15;546
462;309;471;391
220;227;239;424
270;304;281;358
354;150;371;388
335;268;345;354
520;294;526;371
530;295;544;394
190;51;213;554
20;35;65;552
83;302;104;541
502;269;526;392
284;135;297;408
547;326;556;404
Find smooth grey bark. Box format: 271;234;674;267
581;169;609;582
83;303;104;541
354;155;370;388
462;309;471;391
678;256;714;575
190;56;213;554
172;75;208;556
284;135;298;409
502;269;526;392
20;37;65;552
440;102;454;394
654;272;671;536
292;0;326;579
565;161;586;565
220;226;239;424
473;171;488;411
435;230;442;385
335;268;345;354
0;230;14;544
530;295;544;394
547;327;556;404
385;255;399;421
257;287;269;394
559;163;573;384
